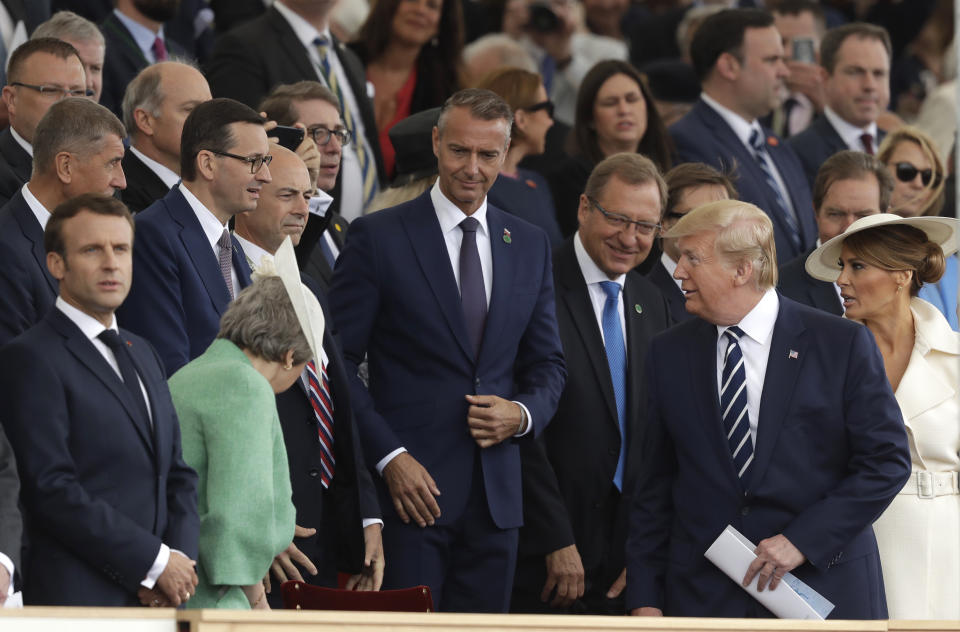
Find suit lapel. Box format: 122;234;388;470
11;192;58;295
268;8;320;83
624;276;651;431
125;333;163;464
766;136;815;244
817;116;848;155
480;207;516;365
168;188;233;312
101;13;150;68
231;234;253;289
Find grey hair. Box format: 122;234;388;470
33;98;125;176
32;11;104;47
436;88;513;146
217;276;313;365
462;34;538;74
122;59;200;137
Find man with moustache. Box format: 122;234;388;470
32;11;106;104
118;98;269;376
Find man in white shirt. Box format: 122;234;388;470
769;1;826;139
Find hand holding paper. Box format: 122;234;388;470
743;534;806;592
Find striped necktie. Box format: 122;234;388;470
313;36;377;209
748;128;801;251
720;326;753;483
305;360;335;488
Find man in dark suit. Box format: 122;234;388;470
99;0;189;116
0;38;86;205
779;150;891;315
330;89;566;612
789;24;892;188
669;9;816;265
0;193;199;607
0;97;126;346
0;426;21;606
32;10;106;103
234;146;384;602
118;98;265;376
626;199;910;619
206;0;384;221
512;153;670;615
766;1;826;139
120;61;212;213
648;163;737;325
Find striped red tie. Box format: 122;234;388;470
305;360;335;488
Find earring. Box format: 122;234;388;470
283;362;293;370
896;285;903;294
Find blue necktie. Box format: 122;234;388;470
459;217;486;357
749;128;801;251
720;326;753;483
600;281;627;491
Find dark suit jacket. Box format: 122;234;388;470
0;129;32;204
778;249;844;316
117;185;252;376
301;211;349;292
0;307;199;606
0;189;57;346
625;295;911;618
120;149;172;214
646;258;691;325
669;99;817;264
788;116;887;189
329;191;566;530
0;425;21;589
99;11;189;116
516;239;670;603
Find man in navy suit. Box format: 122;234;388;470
779;150;890;315
670;9;816;265
118;98;265;376
625;199;910;619
0;193;199;607
0;97;126;346
789;23;891;188
330;89;566;613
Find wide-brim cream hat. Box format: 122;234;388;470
806;213;959;282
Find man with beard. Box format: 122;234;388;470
99;0;190;116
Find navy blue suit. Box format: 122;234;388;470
625;295;910;618
778;249;844;317
0;189;57;345
788;116;886;189
669;100;816;264
117;185;252;376
329;191;566;611
0;307;199;606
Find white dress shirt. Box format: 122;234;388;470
178;184;241;298
714;289;779;446
21;182;49;230
660;252;682;292
113;9;165;63
574;231;626;345
9;127;31;158
129;146;180;189
824;106;879;153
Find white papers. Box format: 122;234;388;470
704;525;834;619
3;590;22;608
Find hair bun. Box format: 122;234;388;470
916;241;946;285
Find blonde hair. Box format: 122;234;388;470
666;199;778;290
877;125;946;217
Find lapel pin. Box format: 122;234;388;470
788;349;798;359
634;304;642;314
503;228;512;244
767;135;779;147
334;222;342;232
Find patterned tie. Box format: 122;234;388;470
860;132;874;155
720;326;753;483
459;217;486;357
305;360;335;488
152;36;168;62
748;128;801;251
217;229;235;300
313;36;377;208
599;281;627;491
98;330;151;428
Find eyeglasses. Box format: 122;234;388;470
10;82;90;99
307;125;352;147
894;162;942;187
207;150;273;174
523;100;555;118
588;197;661;235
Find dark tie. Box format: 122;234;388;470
860;132;875;155
720;326;753;484
304;360;335;488
218;229;235;300
318;234;337;269
779;97;798;138
748;129;801;251
152;36;168;62
599;281;627;491
459;217;486;357
98;330;151;427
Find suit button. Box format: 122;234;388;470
308;468;319;478
741;506;750;516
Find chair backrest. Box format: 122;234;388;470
281;581;434;612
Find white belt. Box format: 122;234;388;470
898;471;960;499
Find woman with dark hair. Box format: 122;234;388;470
350;0;464;178
544;59;672;237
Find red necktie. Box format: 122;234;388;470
860;133;874;155
152;36;168;62
305;360;335;488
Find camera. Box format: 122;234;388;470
527;2;561;33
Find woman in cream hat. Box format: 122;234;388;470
807;213;960;618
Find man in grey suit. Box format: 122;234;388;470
0;425;21;605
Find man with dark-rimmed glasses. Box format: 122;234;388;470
119;98;272;376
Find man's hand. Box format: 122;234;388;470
466;395;524;448
606;568;626;599
138;586;170;608
345;523;384;591
266;525;318;593
742;534;805;592
382;452;441;527
631;607;663;616
155;551;199;607
0;565;9;605
785;61;825;111
541;544;584;608
525;1;576;65
291;125;322;186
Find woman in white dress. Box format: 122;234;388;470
806;213;960;619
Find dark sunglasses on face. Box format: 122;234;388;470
894;162;942;187
523;100;555;119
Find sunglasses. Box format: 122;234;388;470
523;100;555;118
894;162;942;187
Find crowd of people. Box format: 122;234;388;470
0;0;957;622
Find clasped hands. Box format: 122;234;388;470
137;550;198;608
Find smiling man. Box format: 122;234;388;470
329;88;566;613
119;98;270;375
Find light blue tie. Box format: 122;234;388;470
599;281;627;491
720;326;753;483
749;128;801;251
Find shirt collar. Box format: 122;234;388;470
56;296;118;340
574;231;625;289
823;106;878;150
130;146;180;189
430;180;488;238
700;92;761;149
21;182;50;229
10;126;32;157
660;251;682;288
113;8;165;57
178;183;229;250
233;233;272;271
717;288;779;345
273;1;330;49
